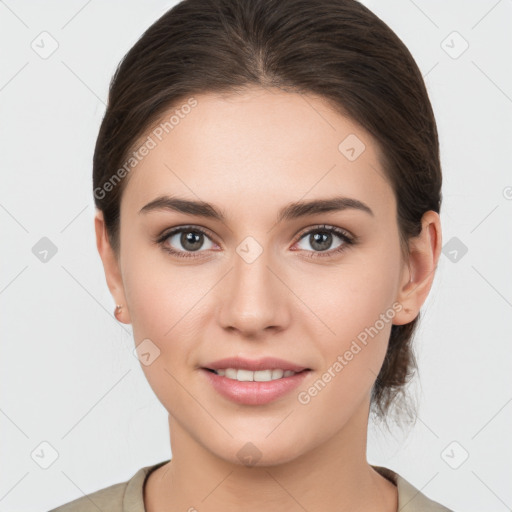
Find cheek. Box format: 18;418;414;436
121;240;197;337
302;248;402;345
121;256;204;414
296;277;398;427
121;249;212;388
297;244;403;396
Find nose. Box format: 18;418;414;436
217;249;291;338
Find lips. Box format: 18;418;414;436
201;367;311;405
200;356;312;405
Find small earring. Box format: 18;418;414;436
114;304;123;319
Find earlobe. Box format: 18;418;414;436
392;211;442;326
94;210;132;324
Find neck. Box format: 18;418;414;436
144;398;397;512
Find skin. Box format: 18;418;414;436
95;86;441;512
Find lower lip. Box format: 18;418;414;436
201;368;311;405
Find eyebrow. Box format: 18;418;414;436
139;194;374;222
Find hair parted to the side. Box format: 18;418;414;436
93;0;442;430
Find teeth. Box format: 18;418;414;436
213;368;298;381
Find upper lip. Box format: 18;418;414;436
203;357;310;372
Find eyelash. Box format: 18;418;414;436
155;224;356;260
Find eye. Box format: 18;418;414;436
156;226;217;258
292;224;355;258
156;224;355;260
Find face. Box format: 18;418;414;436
98;87;429;466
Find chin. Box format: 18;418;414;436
209;436;307;468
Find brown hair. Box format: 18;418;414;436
93;0;442;428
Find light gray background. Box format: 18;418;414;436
1;1;511;511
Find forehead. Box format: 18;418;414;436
121;87;394;220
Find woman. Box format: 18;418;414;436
51;0;454;510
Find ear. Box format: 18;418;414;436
392;210;442;325
94;209;132;324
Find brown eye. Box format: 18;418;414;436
293;225;354;258
157;226;216;258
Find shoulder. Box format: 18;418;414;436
48;480;127;512
372;465;455;512
396;474;454;511
48;461;169;512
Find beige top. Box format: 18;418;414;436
49;460;453;511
